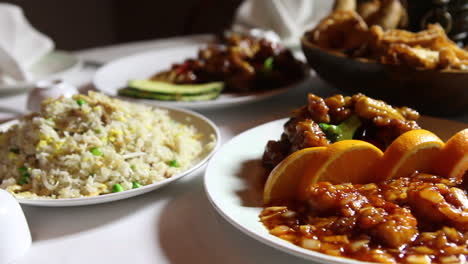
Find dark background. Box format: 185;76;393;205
4;0;243;50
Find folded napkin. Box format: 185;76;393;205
0;3;54;84
233;0;333;47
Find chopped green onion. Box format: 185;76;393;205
18;176;29;185
18;166;30;185
168;160;179;167
9;148;19;154
76;99;86;106
263;57;274;72
112;183;124;193
90;147;103;156
18;166;28;174
132;181;141;189
95;128;102;134
130;164;136;171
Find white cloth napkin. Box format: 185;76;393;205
233;0;333;47
0;3;54;84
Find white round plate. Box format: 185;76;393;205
93;45;308;110
0;106;220;207
0;50;81;94
203;117;467;263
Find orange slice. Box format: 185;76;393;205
302;140;384;191
432;128;468;182
378;129;444;180
263;147;327;204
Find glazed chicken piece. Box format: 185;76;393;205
358;205;418;248
261;174;468;262
306;182;418;248
408;182;468;231
284;119;330;153
307;182;368;217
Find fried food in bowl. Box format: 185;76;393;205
301;8;468;116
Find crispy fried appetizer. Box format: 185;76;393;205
357;0;381;20
371;24;468;70
309;8;468;70
310;10;369;52
380;44;440;69
362;0;407;29
333;0;356;12
369;23;445;48
334;0;407;29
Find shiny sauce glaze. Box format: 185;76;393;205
260;174;467;263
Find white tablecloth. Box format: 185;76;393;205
1;36;466;264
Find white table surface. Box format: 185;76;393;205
2;35;467;264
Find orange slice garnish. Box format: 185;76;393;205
264;128;466;204
378;129;444;180
297;140;384;200
312;140;384;182
263;147;327;204
432;128;468;182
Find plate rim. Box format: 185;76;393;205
0;105;221;207
93;45;309;110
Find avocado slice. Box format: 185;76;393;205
118;87;221;101
128;80;224;95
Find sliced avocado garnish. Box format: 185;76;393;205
118;88;221;102
319;115;362;143
127;80;224;95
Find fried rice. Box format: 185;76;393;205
0;92;208;199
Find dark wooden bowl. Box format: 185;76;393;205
301;36;468;116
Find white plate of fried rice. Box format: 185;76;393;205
0;92;220;206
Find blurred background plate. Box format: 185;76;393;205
93;44;309;110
